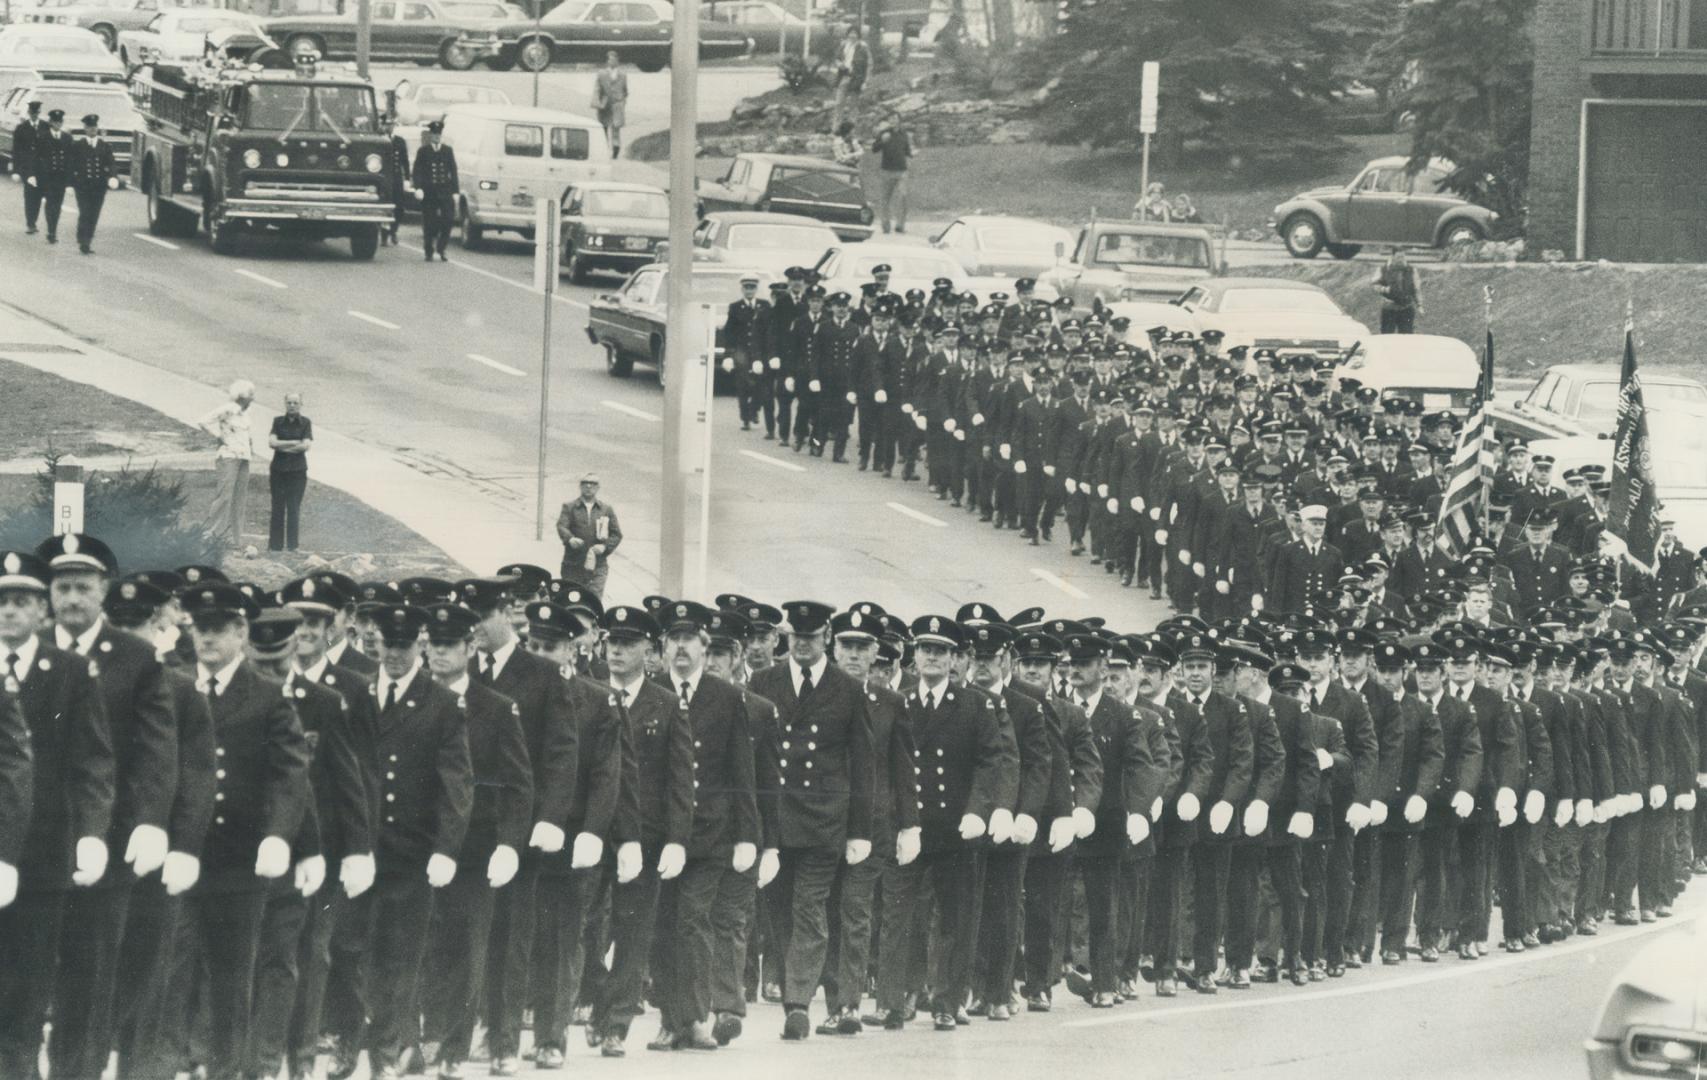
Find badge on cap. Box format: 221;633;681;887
4;554;19;575
302;579;316;598
120;582;136;600
616;609;628;622
929;617;941;634
64;535;80;555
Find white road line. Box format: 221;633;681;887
739;449;805;473
601;399;661;422
131;233;179;250
445;256;589;310
886;501;947;528
235;268;287;289
1030;567;1089;600
1065;908;1704;1029
347;309;400;330
467;353;526;377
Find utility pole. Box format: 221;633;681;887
1138;60;1157;202
658;0;700;596
356;0;371;78
531;0;542;106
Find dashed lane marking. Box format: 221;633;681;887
601;399;661;422
347;309;400;330
235;268;287;289
738;449;805;473
887;501;948;528
1030;568;1089;600
467;353;526;377
132;233;179;250
445;255;590;310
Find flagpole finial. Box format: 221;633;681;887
1624;298;1634;330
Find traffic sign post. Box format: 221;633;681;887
534;196;561;540
52;459;83;537
1139;61;1159;203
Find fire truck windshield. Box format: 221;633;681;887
242;83;378;137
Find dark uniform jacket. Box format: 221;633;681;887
725;297;771;367
1507;686;1556;803
282;671;370;863
859;682;918;860
9;641;114;890
903;682;1017;855
1310;681;1379;810
610;677;695;849
677;673;760;861
0;689;32;866
1255;695;1320;846
1451;681;1519;821
1310;708;1350;839
1234;694;1285;843
1074;692;1154;860
29;128;73;187
1173;688;1254;843
199;663;310;893
537;675;627;876
67;135;115;191
748;661;875;850
1270;539;1344;615
10;117;46;177
1157;688;1216;850
1501;542;1575;612
1030;692;1103;852
481;647;578;840
997;684;1055;829
368;667;474;871
1372;688;1443;831
411;142;459;195
162;667;217;862
452;678;531;868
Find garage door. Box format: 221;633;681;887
1583;102;1707;262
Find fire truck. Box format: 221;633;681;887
129;49;397;259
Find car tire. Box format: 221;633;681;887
566;247;590;284
1281;213;1326;259
287;34;325;61
518;37;552;72
1441;221;1483;247
146;169;196;238
459;203;484;250
1326;242;1362;260
651;336;666;387
439;39;475;70
205;200;237;256
605;341;632;378
93;23;116;50
635;49;666;73
350;224;380;260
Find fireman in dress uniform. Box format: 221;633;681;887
28;108;73;244
411;120;458;262
13;100;48;234
68;113;116;255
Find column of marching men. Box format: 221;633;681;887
1;523;1704;1079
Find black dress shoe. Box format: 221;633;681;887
882;1011;905;1031
1381;950;1403;965
1419;946;1439;962
1326;964;1345;978
782;1008;810;1040
646;1028;677;1052
815;1013;842;1036
1025;993;1051;1012
1287;968;1309;987
599;1034;626;1058
712;1013;742;1045
837;1010;862;1035
966;999;988;1017
1155;978;1177;998
1343;954;1363;970
1252;961;1278;984
1457;943;1478;960
1521;931;1541;946
932;1012;956;1031
1090;992;1114;1008
954;1005;970;1026
681;1024;719;1051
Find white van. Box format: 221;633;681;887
442;103;609;248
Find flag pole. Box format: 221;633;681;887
1478;284;1493;530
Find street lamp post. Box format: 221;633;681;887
658;0;700;596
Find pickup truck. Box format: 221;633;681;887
1487;363;1707;442
1037;220;1222;307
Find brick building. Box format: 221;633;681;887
1528;0;1707;260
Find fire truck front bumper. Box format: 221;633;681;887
218;199;396;225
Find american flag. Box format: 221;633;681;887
1436;324;1497;557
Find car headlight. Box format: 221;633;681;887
859;207;874;225
274;151;290;167
1627;1033;1704;1071
479;180;498;191
364;153;382;173
243;148;261;168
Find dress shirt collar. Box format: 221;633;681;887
296;655;330;683
791;655;828;695
479;637;518;680
674;667;704;702
612;673;648;707
4;635;40;681
1078;687;1103;714
445;673;471;697
197;654;244;697
54;617;104;656
918;677;949;709
325;638;351;665
377;659;422;704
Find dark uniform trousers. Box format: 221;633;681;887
1117;856;1152;983
1496;821;1531;941
824;851;887;1013
49;875;134;1079
654;857;724;1031
585;848;663;1037
1192;843;1235;976
519;863;594;1055
336;870;436;1073
112;875;185;1080
1455;820;1496;942
1020;850;1070;996
0;890;70;1078
1226;844;1303;972
973;844;1028;1003
178;885;270;1080
1076;852;1125;993
249;881;327;1078
1147;846;1189;978
421;873;506;1062
1413;823;1457;940
875;847;980;1014
709;864;760;1017
1300;836;1331;965
1379;830;1419;951
74;184;106;248
420;191;454;254
1576;821;1609;924
769;845;840;1008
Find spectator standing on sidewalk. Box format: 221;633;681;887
1374;249;1423;334
829;25;872;137
556;472;623;600
197;378;255;548
872;115;912;235
594;51;628;159
267;392;313;552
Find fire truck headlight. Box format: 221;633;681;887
365;153;383;174
275;151;290;168
243;149;261;168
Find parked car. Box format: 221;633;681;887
810;241;967;299
116;8;267;69
1530;402;1707;550
0;24;125;80
690;210;838;275
388;76;509;172
445;103;611;248
929;214;1074;281
1333;334;1481;415
1039;220;1220;307
700;0;830;55
0;77;136;176
558;179;667;281
20;0;208;50
266;0;511;70
1583;882;1707;1078
1100;299;1196;345
493;0;751;73
587;261;775;386
1173;277;1369;364
696;151;872;240
1272;155;1499;260
1489;363;1707;443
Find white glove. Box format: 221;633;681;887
1369;800;1388;827
1013;813;1039;845
1553;800;1572;828
1252;593;1265;613
1574;799;1593;828
1214;580;1231;598
616;841;642;883
1495;787;1517;814
1097;483;1109;498
844;838;871;865
1287;811;1314;840
1192;561;1206;577
427;852;457;888
1496;804;1518;828
989;808;1016;844
107;175;119;191
972;412;985;426
1648;784;1666;809
953;428;966;442
721;356;736;373
488;844;520;888
896;828;921;866
162;852;200;896
758;847;781;887
769;356;782;370
808;379;822;393
874;389;887;404
1243;800;1269;837
943;418;957;432
1451;790;1474;818
1043;464;1056;477
1072;805;1096;838
529;821;566;853
1315;748;1334;771
73;836;108;887
1344;802;1371;833
295;854;327;897
1048;817;1075;852
902;401;914;415
27;175;37;187
846;391;858;405
1179;549;1193;566
915;413;929;431
1155;529;1169;544
1177;792;1201;822
125;824;170;877
959;813;986;840
732;842;757;873
784;376;796;393
1132;496;1146;512
1593;800;1612;824
571;831;604;869
1107;498;1119;515
1404;795;1428;824
1208;800;1234;835
1064;478;1078;495
1523;790;1545;825
0;862;15;909
1149;506;1162;521
751;359;764;375
1677;791;1698;812
999;443;1011;460
1697;772;1707;789
658;842;687;880
340;853;375;898
1126;813;1150;845
1014;459;1028;474
254;836;291;880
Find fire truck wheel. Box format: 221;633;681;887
459;204;484;250
205;202;237;255
350;225;380;260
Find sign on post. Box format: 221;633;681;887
534;196;561;294
1139;61;1159;134
53;459;84;537
533;195;562;539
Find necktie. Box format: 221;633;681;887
480;653;495;684
1311;687;1322;709
3;652;16;683
678;681;692;709
384;682;398;712
798;666;814;700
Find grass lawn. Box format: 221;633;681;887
0;358;202;462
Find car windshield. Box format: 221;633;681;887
541;0;589;22
654;272;760;303
584;189;667;218
175;14;253;31
3;32;108;55
726;222;833;250
415;83;508;108
770;164;861;203
1091;232;1211;269
440;1;510;15
242;83;379;134
1219;289;1342;315
976;224;1065;251
850;253;955;278
1577;380;1707;426
26;87;128;117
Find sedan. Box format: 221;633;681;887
1529;402;1707;550
19;0;204;50
0;79;137;178
266;0;511;70
1272;155;1498;259
587;262;775;387
1584;912;1707;1078
929;214;1074;279
0;25;126;81
494;0;752;73
696;151;873;239
690;210;838;276
810;242;968;299
701;0;832;56
559;180;669;281
1173;277;1370;364
117;8;268;70
388;76;510;164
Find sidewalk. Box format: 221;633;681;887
0;301;659;597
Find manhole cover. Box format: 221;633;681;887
0;343;82;354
